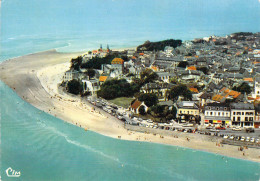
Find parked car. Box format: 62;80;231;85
232;127;242;131
256;139;259;143
229;135;234;140
250;138;255;143
246;128;255;133
235;136;240;141
216;126;226;130
246;137;250;142
240;136;245;141
223;135;229;139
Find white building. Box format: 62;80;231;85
230;103;255;128
82;79;100;95
204;103;231;126
252;77;260;99
63;70;79;82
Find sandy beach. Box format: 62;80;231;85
0;50;259;162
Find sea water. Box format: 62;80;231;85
1;0;260;180
1;82;259;180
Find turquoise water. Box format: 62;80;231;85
1;0;260;180
1;82;259;180
1;0;260;61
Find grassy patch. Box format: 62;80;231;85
109;97;135;108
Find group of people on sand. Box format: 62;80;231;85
216;142;224;147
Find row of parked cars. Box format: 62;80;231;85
222;135;259;143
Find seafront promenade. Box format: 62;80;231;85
0;50;259;162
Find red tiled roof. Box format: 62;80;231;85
131;100;142;109
243;78;253;82
99;76;108;82
111;58;124;64
187;66;197;70
189;88;199;93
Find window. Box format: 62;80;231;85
224;107;227;111
210;112;213;116
245;117;248;121
233;117;236;121
218;112;220;116
180;110;182;113
242;112;244;115
237;117;241;121
226;113;228;116
233;112;236;115
216;107;219;111
222;112;224;116
237;112;241;115
249;117;253;121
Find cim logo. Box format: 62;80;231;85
5;167;21;177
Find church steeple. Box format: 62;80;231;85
107;44;110;53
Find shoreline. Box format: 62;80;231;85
0;49;259;163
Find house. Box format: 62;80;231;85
230;103;255;128
254;104;260;128
63;70;79;82
82;79;100;95
99;76;108;85
129;99;148;114
203;103;231;126
252;77;260;99
141;82;175;98
101;58;125;75
111;58;124;73
157;72;176;83
176;101;200;123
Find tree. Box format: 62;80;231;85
137;39;182;51
232;82;252;94
149;105;165;117
177;61;189;68
168;85;192;101
138;105;146;115
70;56;83;71
86;69;96;78
140;69;158;85
97;79;140;99
149;105;176;121
138;93;158;107
67;79;82;95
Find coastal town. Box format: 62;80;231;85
61;32;260;147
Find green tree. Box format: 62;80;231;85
97;79;139;99
233;82;252;94
86;69;96;78
149;105;165;117
177;61;189;68
70;56;83;71
138;105;146;115
168;85;192;101
140;69;158;84
138;93;158;107
67;79;82;95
